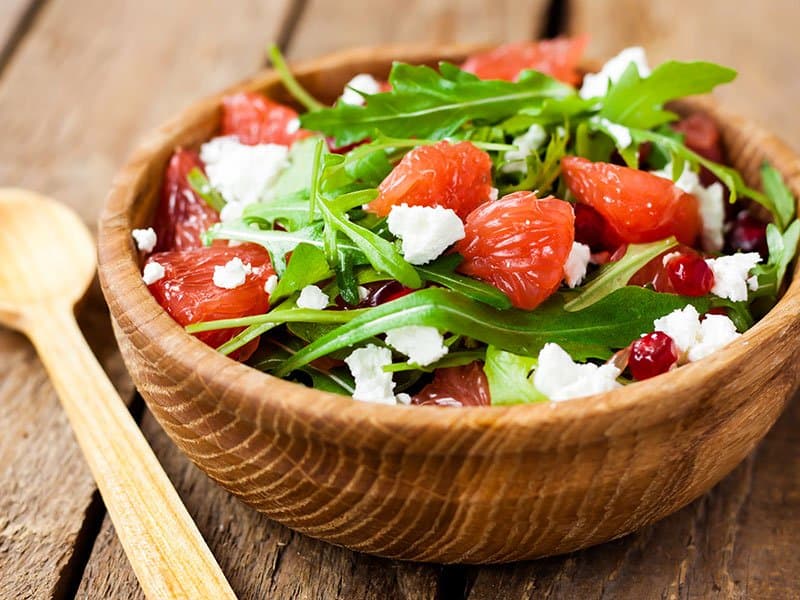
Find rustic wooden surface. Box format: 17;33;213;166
0;0;797;598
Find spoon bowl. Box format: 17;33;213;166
0;189;95;326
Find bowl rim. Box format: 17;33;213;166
97;42;800;440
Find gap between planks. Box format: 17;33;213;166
0;0;48;80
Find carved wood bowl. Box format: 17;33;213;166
97;44;800;563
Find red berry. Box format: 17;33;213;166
362;281;414;307
665;253;715;296
370;141;494;219
629;332;679;381
727;210;768;258
413;362;491;407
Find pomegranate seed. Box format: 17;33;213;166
665;253;714;296
363;281;414;306
727;210;768;258
629;332;679;381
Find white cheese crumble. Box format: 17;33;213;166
212;257;252;289
385;325;448;366
533;343;622;402
580;46;651;99
264;274;279;295
344;344;397;404
502;124;548;173
357;285;369;302
687;314;741;362
489;187;499;202
386;204;465;265
590;116;632;148
340;73;382;106
705;253;762;302
653;304;701;354
654;305;741;362
142;261;165;285
219;200;245;223
131;227;157;253
285;117;300;134
563;242;591;288
199;136;289;212
296;284;329;309
652;163;725;252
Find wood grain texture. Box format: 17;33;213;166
77;411;441;600
289;0;550;59
568;0;800;152
96;44;800;563
466;393;800;599
0;0;292;596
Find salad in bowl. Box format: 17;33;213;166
133;39;799;408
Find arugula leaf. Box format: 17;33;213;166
416;255;512;309
270;136;322;199
483;346;547;405
565;238;678;311
752;221;800;298
761;164;796;231
383;350;486;373
273;286;712;376
501;124;568;194
270;243;333;302
187;168;225;212
300;62;574;146
601;61;737;129
243;193;314;231
630;127;768;206
204;221;331;275
251;339;354;395
186;305;365;334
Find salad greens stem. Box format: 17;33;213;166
268;44;325;112
186;306;366;334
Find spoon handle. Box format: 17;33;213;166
26;306;236;600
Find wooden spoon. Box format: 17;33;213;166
0;189;236;600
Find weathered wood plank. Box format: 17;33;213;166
567;0;800;150
288;0;551;59
76;411;441;600
0;0;292;597
0;0;36;65
466;392;800;599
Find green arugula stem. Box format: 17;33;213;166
268;44;325;112
186;306;366;334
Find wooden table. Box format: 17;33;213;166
1;1;798;598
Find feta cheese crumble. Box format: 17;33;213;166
580;46;651;99
296;285;329;309
502;124;547;173
340;73;382;106
357;285;369;302
264;274;279;295
652;163;725;252
654;305;741;361
385;325;448;366
533;343;622;401
132;227;157;253
386;204;465;265
687;314;741;362
344;344;396;404
142;261;165;285
285;117;300;134
705;253;762;302
590;116;632;148
212;257;252;289
563;242;591;288
199;137;289;217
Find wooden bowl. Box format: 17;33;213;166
97;44;800;563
